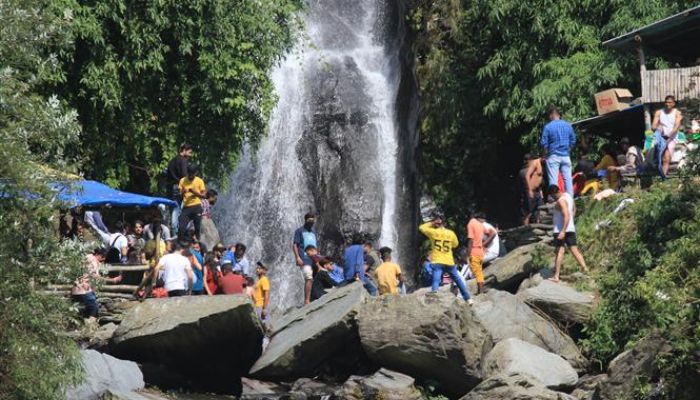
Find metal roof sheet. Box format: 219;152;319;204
603;5;700;61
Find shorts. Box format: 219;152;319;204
300;265;313;281
553;232;577;248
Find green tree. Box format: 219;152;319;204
56;0;303;191
0;0;86;398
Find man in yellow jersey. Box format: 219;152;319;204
253;262;270;321
419;212;473;304
178;164;206;241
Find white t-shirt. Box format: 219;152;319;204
482;222;500;261
159;253;191;292
108;233;129;252
553;193;576;233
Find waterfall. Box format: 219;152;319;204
215;0;416;313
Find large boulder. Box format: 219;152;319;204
594;334;671;400
517;280;595;326
483;338;578;389
472;243;541;293
357;291;492;397
472;290;588;371
199;218;221;252
65;350;144;400
334;368;423;400
110;295;263;394
250;282;369;380
459;373;575;400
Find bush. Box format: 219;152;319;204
577;181;700;398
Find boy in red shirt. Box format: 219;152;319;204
219;264;246;295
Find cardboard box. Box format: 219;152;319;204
595;88;634;115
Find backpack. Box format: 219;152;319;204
105;234;124;264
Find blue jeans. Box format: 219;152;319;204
362;277;378;296
545;154;573;195
72;292;98;317
431;263;471;301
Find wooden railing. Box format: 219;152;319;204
44;263;149;299
643;65;700;103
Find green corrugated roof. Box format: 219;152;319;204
603;5;700;61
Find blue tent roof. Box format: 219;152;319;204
53;180;177;209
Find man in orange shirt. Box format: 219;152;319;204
467;211;491;295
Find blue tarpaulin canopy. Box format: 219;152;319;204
53;180;177;209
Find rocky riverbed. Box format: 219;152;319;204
68;243;672;400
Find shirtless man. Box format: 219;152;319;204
652;95;683;176
520;153;544;225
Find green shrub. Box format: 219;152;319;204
577;181;700;398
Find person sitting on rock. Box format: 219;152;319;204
419;212;473;305
253;262;270;321
343;234;378;297
375;247;404;295
310;258;338;301
219;263;246;295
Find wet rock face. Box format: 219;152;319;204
298;57;383;257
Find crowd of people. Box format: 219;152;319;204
522;96;686;223
70;99;689;319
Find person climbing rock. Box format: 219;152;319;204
549;185;587;282
419;212;473;304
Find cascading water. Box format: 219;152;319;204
215;0;417;313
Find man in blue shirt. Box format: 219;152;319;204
343;235;378;296
540;106;576;195
293;212;317;305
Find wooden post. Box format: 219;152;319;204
636;37;653;150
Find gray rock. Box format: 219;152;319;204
87;322;118;350
472;290;588;371
594;334;671;400
459;373;576;400
240;377;289;400
518;280;595;325
290;378;338;398
334;368;423;400
250;282;368;379
100;389;171;400
65;350;144;400
111;295;263;394
570;374;607;400
199;218;221;253
358;291;492;397
479;243;542;292
483;338;578;389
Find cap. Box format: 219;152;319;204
221;259;233;265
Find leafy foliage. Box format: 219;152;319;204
0;0;87;398
54;0;303;190
574;181;700;399
407;0;697;223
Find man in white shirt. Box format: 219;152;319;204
152;242;193;297
548;185;587;283
481;221;500;264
